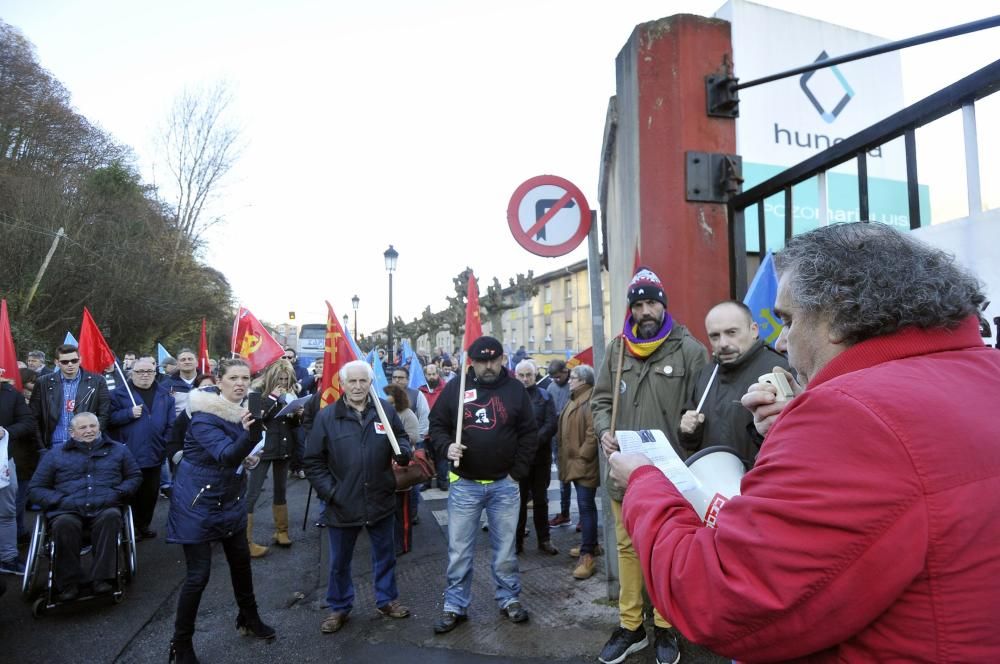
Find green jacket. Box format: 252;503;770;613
591;324;707;501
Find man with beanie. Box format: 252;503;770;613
430;336;539;634
591;267;707;664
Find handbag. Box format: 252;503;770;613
393;447;435;491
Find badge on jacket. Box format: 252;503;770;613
464;389;477;403
374;422;386;435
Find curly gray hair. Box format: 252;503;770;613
775;222;986;346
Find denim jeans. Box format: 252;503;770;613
573;482;598;555
326;513;397;614
0;462;17;564
443;476;521;614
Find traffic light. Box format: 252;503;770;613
288;311;296;320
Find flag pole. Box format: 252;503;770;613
114;359;137;407
453;351;468;468
694;363;720;415
368;385;402;456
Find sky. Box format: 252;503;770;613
3;1;998;334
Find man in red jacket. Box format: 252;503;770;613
610;222;1000;662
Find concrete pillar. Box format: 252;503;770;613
602;14;736;344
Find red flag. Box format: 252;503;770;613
319;301;359;408
461;271;483;352
78;307;116;374
198;318;210;374
0;299;22;391
565;346;594;370
231;306;284;374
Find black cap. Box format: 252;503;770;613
468;336;504;360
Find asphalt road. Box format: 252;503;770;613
1;470;728;664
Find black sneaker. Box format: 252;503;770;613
500;601;529;623
654;626;681;664
598;626;648;664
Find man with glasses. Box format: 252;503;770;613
108;358;176;540
283;348;310;384
30;344;110;450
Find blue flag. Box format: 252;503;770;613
743;252;784;347
400;340;414;367
157;343;171;364
64;331;78;346
365;348;388;392
408;354;427;391
344;327;363;362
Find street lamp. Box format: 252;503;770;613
351;294;359;340
384;245;399;365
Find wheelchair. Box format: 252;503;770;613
21;505;138;617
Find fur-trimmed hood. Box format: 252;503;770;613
188;386;245;423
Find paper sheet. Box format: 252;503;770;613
616;429;701;493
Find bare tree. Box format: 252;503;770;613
158;81;241;246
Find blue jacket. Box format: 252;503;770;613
166;388;256;544
27;432;141;519
303;396;411;528
108;382;176;468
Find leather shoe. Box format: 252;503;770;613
320;611;349;633
501;601;529;623
58;584;79;602
93;579;115;594
538;540;559;555
140;528;157;540
433;611;467;634
376;600;410;619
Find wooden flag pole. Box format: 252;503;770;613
453;351;468;467
368;385;402;455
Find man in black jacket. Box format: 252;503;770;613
430;336;539;634
513;359;559;555
678;301;790;465
30;344;110;450
304;360;412;636
1;379;37;560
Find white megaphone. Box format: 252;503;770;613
682;446;747;528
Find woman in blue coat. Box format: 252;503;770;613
166;358;275;664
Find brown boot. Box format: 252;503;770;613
573;553;596;580
246;514;269;558
272;504;292;547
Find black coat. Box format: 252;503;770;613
258;392;299;460
303;396;410;528
678;340;790;465
1;383;38;481
30;369;110;447
429;367;539;482
525;384;557;466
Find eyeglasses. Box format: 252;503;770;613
283;356;294;360
58;358;80;365
133;370;156;375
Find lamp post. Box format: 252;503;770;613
384;245;399;366
351;294;359;340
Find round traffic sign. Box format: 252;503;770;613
507;175;591;257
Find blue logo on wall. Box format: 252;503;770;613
799;51;855;123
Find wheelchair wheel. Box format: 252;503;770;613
32;597;46;618
22;513;47;598
123;506;137;580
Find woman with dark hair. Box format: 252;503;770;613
245;359;301;557
166;358;275;663
383;383;418;554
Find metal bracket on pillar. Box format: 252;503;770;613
705;55;740;118
685;152;743;203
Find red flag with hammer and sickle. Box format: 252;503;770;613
319;300;358;408
231;306;284;374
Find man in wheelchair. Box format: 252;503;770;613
27;412;141;601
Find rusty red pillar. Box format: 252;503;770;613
601;14;736;346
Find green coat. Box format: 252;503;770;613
591;324;707;501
